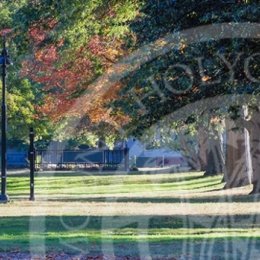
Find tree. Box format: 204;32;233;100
13;0;140;143
112;0;259;190
244;107;260;193
0;0;53;145
2;0;259;193
224;117;251;188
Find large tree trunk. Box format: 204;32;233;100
204;129;225;176
247;108;260;194
224;119;251;189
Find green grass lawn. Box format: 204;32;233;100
0;171;260;258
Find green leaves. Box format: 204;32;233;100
112;0;260;137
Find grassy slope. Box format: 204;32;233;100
0;171;260;257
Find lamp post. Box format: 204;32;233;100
29;127;35;201
0;36;11;203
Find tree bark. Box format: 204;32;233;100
224;119;251;189
247;108;260;194
204;129;225;176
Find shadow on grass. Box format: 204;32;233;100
7;174;211;188
8;171;202;178
0;214;259;234
45;193;259;203
0;214;259;255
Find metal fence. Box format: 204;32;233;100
35;149;129;171
7;150;188;170
135;156;186;168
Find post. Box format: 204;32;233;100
0;36;9;203
124;145;129;172
29;127;35;201
162;155;165;168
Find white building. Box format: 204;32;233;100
125;139;188;168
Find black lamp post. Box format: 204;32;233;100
0;36;12;203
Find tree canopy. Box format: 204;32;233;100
0;0;259;149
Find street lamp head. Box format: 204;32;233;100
0;49;12;66
0;36;12;66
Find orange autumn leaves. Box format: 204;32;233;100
22;19;129;129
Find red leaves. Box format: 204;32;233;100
38;94;77;121
22;40;94;121
34;45;58;64
23;17;128;126
28;18;58;45
88;35;105;55
0;28;13;36
28;27;47;44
